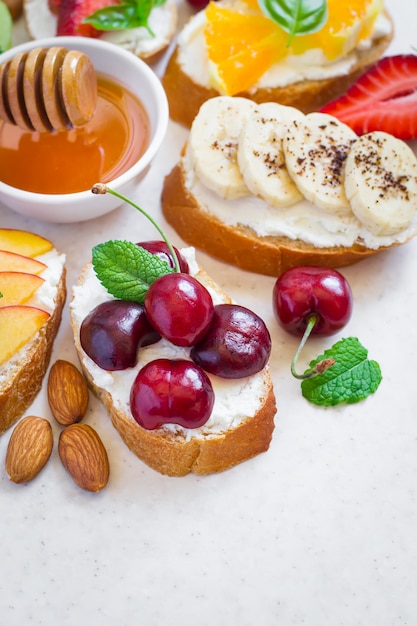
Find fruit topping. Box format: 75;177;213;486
137;241;190;273
0;228;53;257
191;304;271;378
320;55;417;140
80;299;160;370
130;358;215;430
204;0;384;95
0;306;50;366
144;273;214;347
57;0;117;37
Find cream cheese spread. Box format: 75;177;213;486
70;248;270;440
177;9;392;92
182;147;417;250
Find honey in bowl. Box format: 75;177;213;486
0;74;150;194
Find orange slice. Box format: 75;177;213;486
204;0;383;95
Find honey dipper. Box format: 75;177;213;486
0;46;98;132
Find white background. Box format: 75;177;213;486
1;1;417;625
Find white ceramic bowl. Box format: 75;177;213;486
0;36;169;223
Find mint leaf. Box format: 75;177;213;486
301;337;382;406
92;240;174;303
84;0;166;33
0;1;12;53
258;0;328;43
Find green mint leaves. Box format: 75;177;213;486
258;0;328;44
301;337;382;406
0;1;12;53
83;0;166;35
92;240;174;304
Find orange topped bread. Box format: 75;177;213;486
0;229;66;435
162;0;393;127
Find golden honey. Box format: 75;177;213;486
0;74;150;194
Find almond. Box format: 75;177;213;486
48;359;89;426
58;423;109;492
5;416;53;483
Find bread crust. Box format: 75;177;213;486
162;13;394;128
70;264;276;476
161;162;394;277
4;0;23;19
0;267;66;435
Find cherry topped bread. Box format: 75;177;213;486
0;228;66;435
162;0;393;127
70;238;276;477
161;97;417;276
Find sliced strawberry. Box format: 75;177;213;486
48;0;61;15
57;0;118;38
321;55;417;140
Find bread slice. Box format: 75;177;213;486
0;248;66;435
70;249;276;476
23;0;178;64
4;0;23;19
162;10;394;128
161;154;404;277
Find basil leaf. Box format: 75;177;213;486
258;0;328;43
92;240;174;303
83;0;166;31
301;337;382;406
0;1;12;53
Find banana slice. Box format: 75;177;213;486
189;96;256;199
344;131;417;236
237;103;305;208
283;112;358;215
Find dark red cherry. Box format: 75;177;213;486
130;358;214;430
144;273;214;347
273;266;353;337
191;304;272;378
80;300;160;370
136;240;189;273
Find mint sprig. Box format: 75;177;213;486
83;0;166;36
300;337;382;406
92;240;174;303
258;0;328;45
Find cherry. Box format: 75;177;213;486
273;266;353;337
186;0;212;10
130;358;214;430
144;273;214;347
136;240;189;273
80;300;160;370
191;304;272;378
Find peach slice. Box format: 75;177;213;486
0;272;45;307
0;229;53;258
0;305;50;365
0;249;47;274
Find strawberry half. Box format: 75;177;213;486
321;55;417;140
57;0;118;38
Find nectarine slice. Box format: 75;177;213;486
0;229;53;258
0;305;50;365
0;249;47;274
0;272;45;307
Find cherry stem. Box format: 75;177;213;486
291;314;318;380
92;183;181;273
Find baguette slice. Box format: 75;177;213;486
23;0;178;65
162;10;394;128
161;157;399;277
4;0;23;19
70;250;276;477
0;247;66;435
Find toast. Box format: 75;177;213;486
4;0;23;20
23;0;178;64
162;4;394;127
0;242;66;435
70;247;276;477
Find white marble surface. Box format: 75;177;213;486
1;2;417;625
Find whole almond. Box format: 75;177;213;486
58;423;109;492
48;359;89;426
5;416;53;483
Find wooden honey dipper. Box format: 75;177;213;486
0;46;98;132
